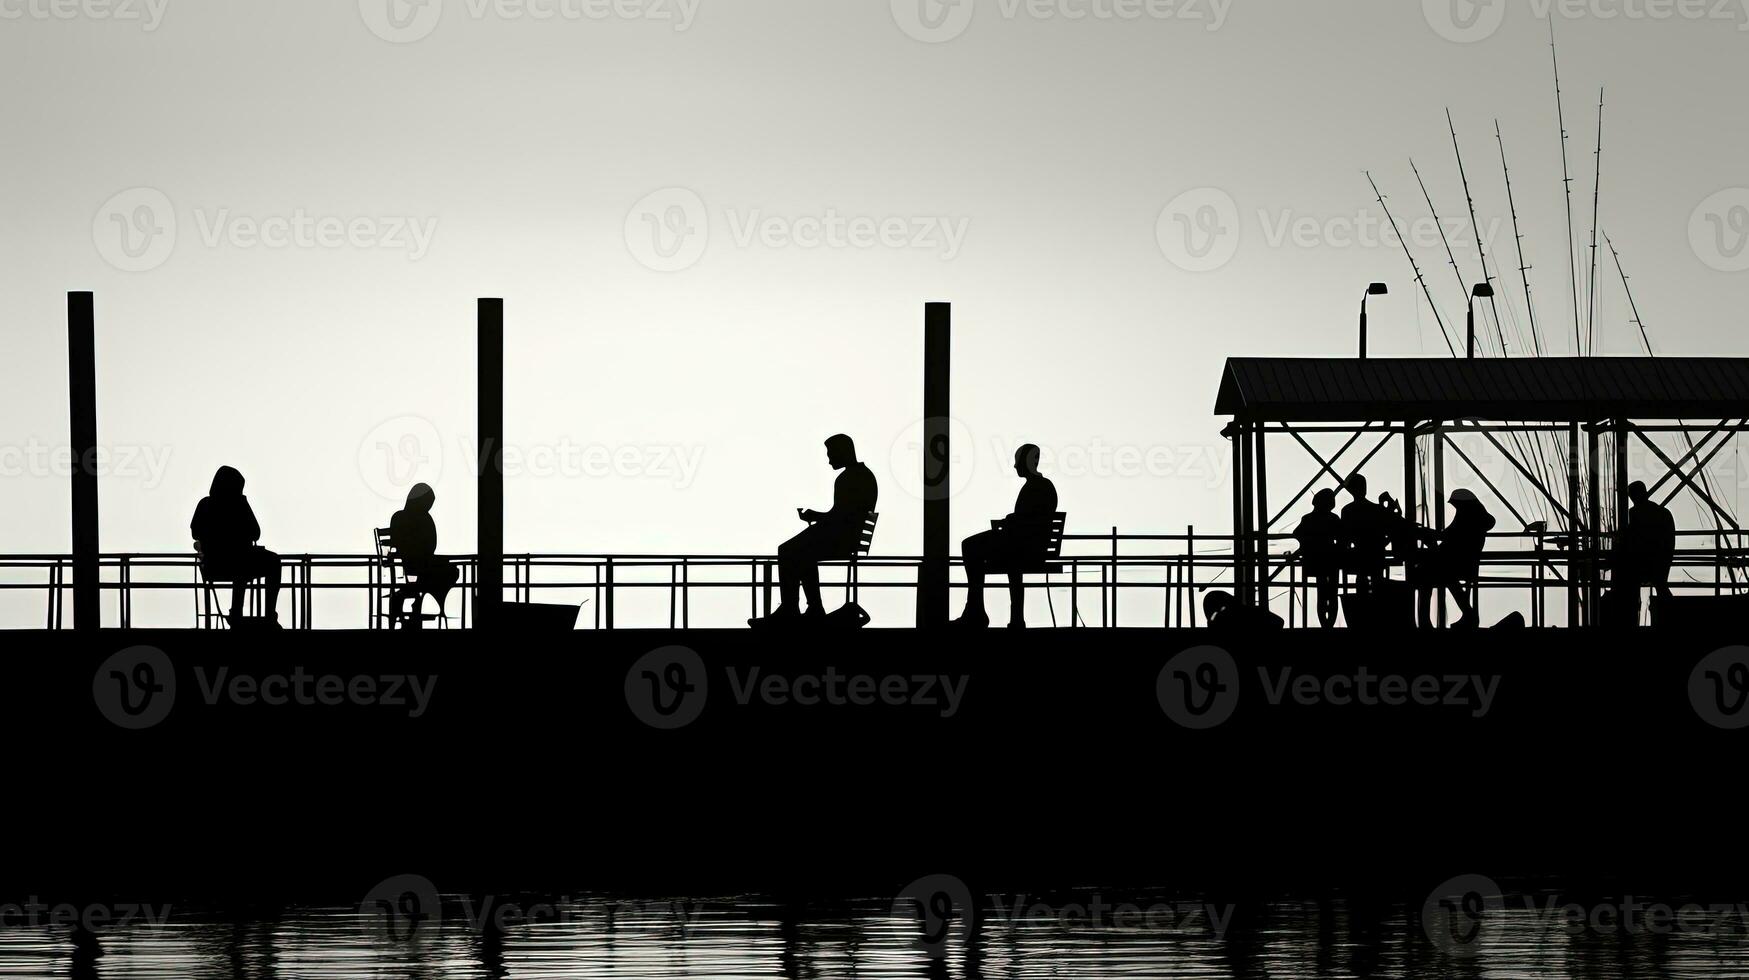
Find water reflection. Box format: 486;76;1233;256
3;888;1749;979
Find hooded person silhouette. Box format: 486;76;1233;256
1414;487;1496;629
190;465;282;627
389;483;459;628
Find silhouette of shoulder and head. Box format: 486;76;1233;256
1313;488;1336;514
391;483;440;563
825;433;857;470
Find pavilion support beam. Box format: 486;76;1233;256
68;291;99;631
1254;423;1269;611
1403;422;1419;530
1568;422;1582;628
1433;422;1446;628
1588;425;1603;620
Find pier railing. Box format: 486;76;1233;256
6;528;1745;629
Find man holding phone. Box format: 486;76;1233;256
751;433;878;627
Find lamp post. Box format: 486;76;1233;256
1467;283;1494;359
1359;282;1388;359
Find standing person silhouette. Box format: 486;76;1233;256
1414;488;1497;629
951;444;1058;629
190;465;281;628
1338;474;1389;599
389;483;459;629
1624;480;1677;603
750;434;878;627
1292;489;1343;628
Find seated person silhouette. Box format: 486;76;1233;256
1202;590;1284;632
388;483;459;629
1291;489;1342;628
1339;474;1390;596
1413;487;1497;629
190;465;281;628
750;434;878;627
1624;480;1676;602
952;445;1058;629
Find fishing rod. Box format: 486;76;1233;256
1411;159;1476;343
1448;109;1513;358
1586;88;1606;356
1496;121;1543;357
1365;170;1459;358
1550;19;1583;357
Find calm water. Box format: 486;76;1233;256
4;888;1749;979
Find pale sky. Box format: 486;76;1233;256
3;0;1748;625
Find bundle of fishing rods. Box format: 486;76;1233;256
1362;20;1743;589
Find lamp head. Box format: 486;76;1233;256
1367;282;1389;296
1471;283;1494;299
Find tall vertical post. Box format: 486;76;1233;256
1588;424;1602;619
1568;421;1582;628
1614;421;1630;594
1402;421;1419;529
1433;422;1447;628
1253;424;1269;610
919;302;951;628
68;291;99;631
1239;422;1255;605
1228;423;1246;609
477;298;504;628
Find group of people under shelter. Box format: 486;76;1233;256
1207;472;1679;631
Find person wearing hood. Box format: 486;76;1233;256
388;483;459;628
1414;488;1497;629
190;465;282;627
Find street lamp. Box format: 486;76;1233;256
1359;282;1388;359
1467;282;1494;359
